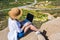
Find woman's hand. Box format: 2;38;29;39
21;22;31;30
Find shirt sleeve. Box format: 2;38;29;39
8;20;22;33
13;21;22;33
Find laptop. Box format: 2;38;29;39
26;13;34;22
21;13;34;27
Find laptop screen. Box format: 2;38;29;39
26;13;34;22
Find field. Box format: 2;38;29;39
0;0;60;30
0;0;60;10
0;0;34;10
0;9;48;30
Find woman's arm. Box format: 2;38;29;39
21;22;31;30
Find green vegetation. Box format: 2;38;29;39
21;9;48;22
0;8;60;30
45;5;56;8
0;10;8;30
0;9;48;30
0;0;34;10
0;0;60;30
37;0;58;1
0;0;60;10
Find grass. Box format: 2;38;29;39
0;10;9;30
45;5;56;8
20;9;48;21
0;9;48;30
0;0;34;10
0;8;60;31
0;0;60;30
0;0;59;10
0;2;27;10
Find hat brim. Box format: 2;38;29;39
17;9;22;19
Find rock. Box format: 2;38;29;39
1;17;59;40
37;34;46;40
0;27;46;40
20;32;38;40
20;32;46;40
0;27;9;40
0;27;38;40
40;17;60;40
1;17;60;40
44;13;55;20
49;33;60;40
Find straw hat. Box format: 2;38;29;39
8;8;22;19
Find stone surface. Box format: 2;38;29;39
20;32;38;40
0;27;45;40
0;27;9;40
40;17;60;40
0;17;60;40
0;27;38;40
37;34;46;40
49;33;60;40
44;13;55;20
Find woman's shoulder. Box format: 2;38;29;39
8;17;17;23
